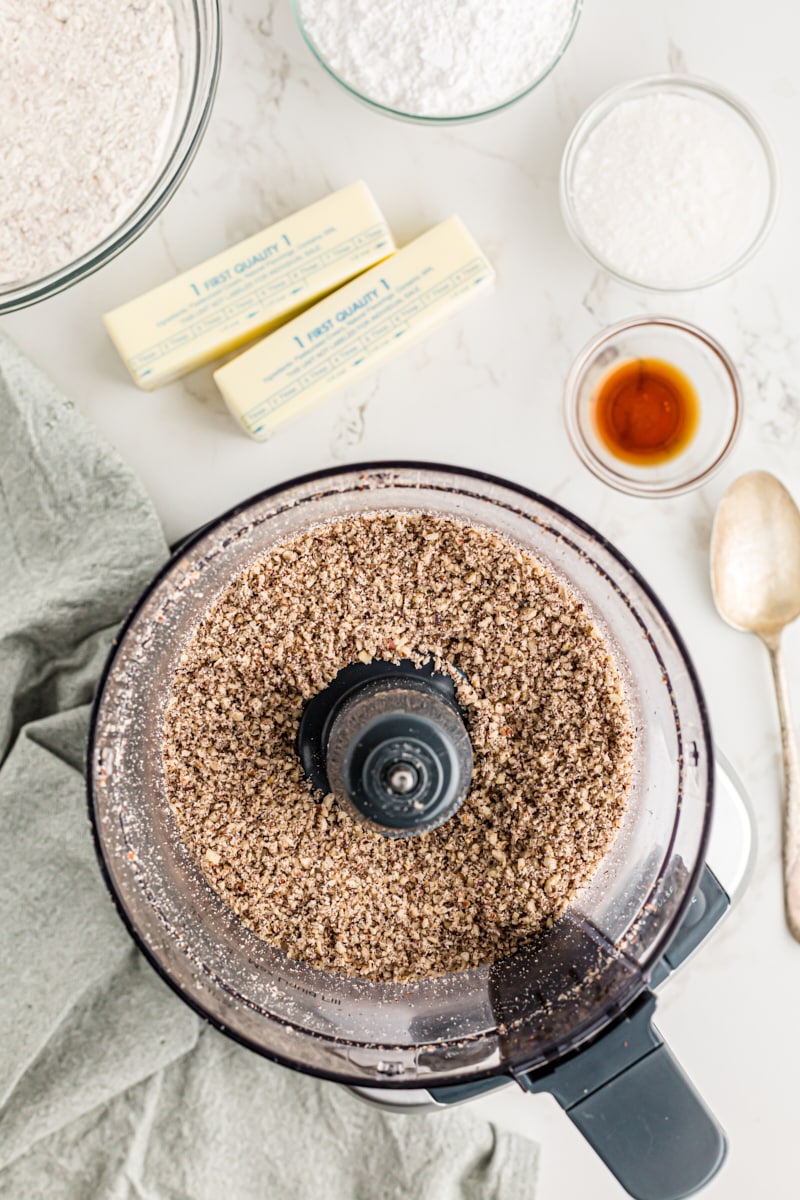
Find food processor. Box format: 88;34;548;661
88;463;753;1200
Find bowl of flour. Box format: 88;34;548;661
0;0;221;313
560;75;778;291
291;0;582;121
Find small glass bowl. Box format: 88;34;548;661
560;75;779;292
564;317;742;498
0;0;221;314
290;0;583;124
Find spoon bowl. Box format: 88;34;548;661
711;471;800;638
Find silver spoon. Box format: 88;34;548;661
711;470;800;941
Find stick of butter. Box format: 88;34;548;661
103;182;394;390
213;216;494;441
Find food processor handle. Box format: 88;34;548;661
518;993;726;1200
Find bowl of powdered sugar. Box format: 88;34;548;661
291;0;582;121
0;0;221;313
560;75;778;291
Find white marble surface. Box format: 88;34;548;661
4;0;800;1195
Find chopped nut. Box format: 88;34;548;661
163;513;632;983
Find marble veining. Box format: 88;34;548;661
1;0;799;1196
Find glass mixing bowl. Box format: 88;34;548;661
0;0;221;314
560;75;778;291
290;0;583;124
88;463;720;1198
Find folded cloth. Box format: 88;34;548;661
0;331;539;1200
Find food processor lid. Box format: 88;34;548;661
87;462;713;1089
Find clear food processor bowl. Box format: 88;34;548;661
88;463;712;1088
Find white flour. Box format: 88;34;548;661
297;0;576;117
569;91;772;289
0;0;180;286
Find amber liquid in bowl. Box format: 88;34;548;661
593;357;699;466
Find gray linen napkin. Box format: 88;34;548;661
0;331;538;1200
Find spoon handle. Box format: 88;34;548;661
765;634;800;942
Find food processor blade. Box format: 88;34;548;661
297;658;473;835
